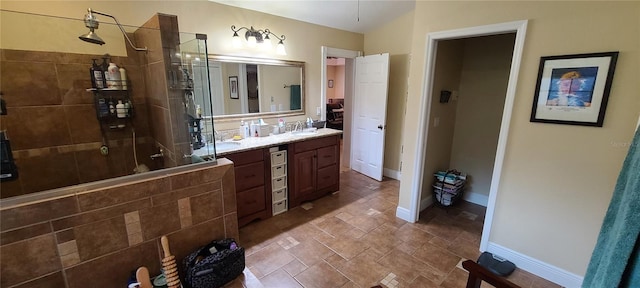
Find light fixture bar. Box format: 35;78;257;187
231;25;286;55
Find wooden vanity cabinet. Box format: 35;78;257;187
288;135;340;207
223;148;272;227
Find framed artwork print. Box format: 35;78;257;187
530;51;618;127
229;76;239;99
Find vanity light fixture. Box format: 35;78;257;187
231;25;286;55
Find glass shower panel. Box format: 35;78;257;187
177;33;216;160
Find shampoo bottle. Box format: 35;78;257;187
119;67;127;90
107;63;121;89
116;100;126;118
90;59;105;89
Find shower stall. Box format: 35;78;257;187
0;9;216;198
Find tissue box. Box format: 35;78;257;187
257;124;271;137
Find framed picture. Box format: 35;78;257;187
229;76;239;99
328;79;334;88
530;51;618;127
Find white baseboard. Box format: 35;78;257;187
383;168;401;180
463;192;489;207
486;242;583;288
395;206;413;222
420;195;433;211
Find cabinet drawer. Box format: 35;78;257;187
237;186;266;218
317;146;337;168
273;199;288;215
294;135;338;152
270;150;287;165
272;176;287;190
235;162;265;191
272;187;287;203
271;164;287;178
317;165;338;191
225;149;264;166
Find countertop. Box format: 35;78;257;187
193;128;343;157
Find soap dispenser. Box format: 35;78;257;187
116;100;126;118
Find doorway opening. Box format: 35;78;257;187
405;21;528;253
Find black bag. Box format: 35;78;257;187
182;238;245;288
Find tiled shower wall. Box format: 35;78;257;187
0;48;157;198
136;13;193;169
0;159;239;288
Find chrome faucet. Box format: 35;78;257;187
293;121;303;132
214;130;224;142
150;148;164;159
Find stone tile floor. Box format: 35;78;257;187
226;170;561;288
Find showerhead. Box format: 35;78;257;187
79;9;105;45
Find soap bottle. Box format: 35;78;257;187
119;66;127;90
239;121;246;139
108;100;115;115
90;59;105;89
116;100;126;118
249;121;256;137
123;100;131;117
107;63;121;89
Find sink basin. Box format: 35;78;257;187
214;141;241;151
291;128;318;136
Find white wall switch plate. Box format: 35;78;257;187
316;107;321;116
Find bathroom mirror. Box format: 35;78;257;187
191;55;305;120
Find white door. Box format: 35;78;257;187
208;61;225;116
351;53;390;181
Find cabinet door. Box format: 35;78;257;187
236;186;266;218
293;150;316;199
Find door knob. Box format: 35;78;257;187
377;125;384;130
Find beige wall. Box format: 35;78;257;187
259;65;300;112
1;0;364;130
364;10;414;172
334;65;345;99
420;39;465;202
400;1;640;276
450;34;515;201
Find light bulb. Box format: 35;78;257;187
247;35;257;47
276;40;286;55
262;35;272;50
232;34;242;48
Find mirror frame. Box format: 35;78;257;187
207;55;305;121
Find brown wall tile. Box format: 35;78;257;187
1;195;78;230
74;216;128;261
56;229;76;243
2;49;58;63
77;177;168;211
75;146;128;183
221;164;237;214
0;178;24;199
52;198;151;231
57;63;93;105
18;151;80;193
224;212;240;241
170;164;229;190
0;222;52;246
148;104;172;153
151;181;219;206
190;189;223;225
0;234;61;287
139;201;181;240
145;62;169;108
65;240;160;288
65;104;102;144
12;271;66;288
4;106;72;150
1;61;61;107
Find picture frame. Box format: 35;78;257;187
328;79;334;88
530;51;618;127
229;76;239;99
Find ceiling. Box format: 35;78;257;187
209;0;416;34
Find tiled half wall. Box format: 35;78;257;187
0;159;238;288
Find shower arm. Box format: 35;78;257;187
89;9;148;52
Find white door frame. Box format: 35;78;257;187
408;20;528;251
321;46;362;121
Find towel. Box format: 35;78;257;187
583;128;640;287
290;85;301;110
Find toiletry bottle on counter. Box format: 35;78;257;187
116;100;126;118
239;121;245;139
249;121;256;137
